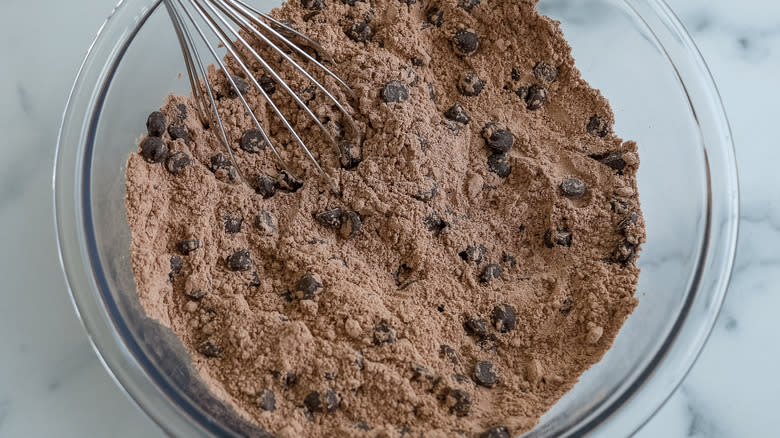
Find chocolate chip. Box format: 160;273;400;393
346;21;373;42
176;239;200;255
279;170;303;192
463;317;487;338
340;141;363;169
340;210;362;238
446;389;472;417
410;363;434;381
301;0;326;10
423;213;448;234
457;71;484;97
400;66;419;87
514;86;529;101
474;361;498;387
176;104;188;119
444;103;470;124
304;389;340;413
398;0;417;5
315;209;343;228
611;240;637;266
427;8;444;27
411;57;425;67
544;228;572;248
477;334;497;352
323;391;341;412
452;29;479;56
491;304;516;333
560;298;573;316
221;167;240;184
257;389;275;412
393;264;413;288
457;0;480;12
210;153;231;171
611;198;630;214
487;153;511;178
227;75;251;98
284;372;298;386
452;374;472;385
440;345;459;365
240;129;266;153
480;426;510;438
249;272;262;287
619;212;640;231
302;10;322;22
533;62;559;82
146;111;167;137
197;341;220;357
587;115;610;137
501;253;517;268
480;264;502;283
140;137;168;163
258;75;276;95
295;273;323;300
590;151;626;171
413;181;438;202
427;83;437;102
224;216;243;234
186;288;206;300
560;177;586;199
482;124;514;153
255;173;277;198
458;245;485;264
510;67;523;82
382;80;409;103
373;323;397;345
255;210;277;234
297;85;317;104
169;256;183;282
226;249;252;271
167;124;189;143
525;85;548;110
165;151;191;175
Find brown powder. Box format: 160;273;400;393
125;0;645;436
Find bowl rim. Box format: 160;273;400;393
53;0;740;436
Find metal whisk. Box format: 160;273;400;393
163;0;361;194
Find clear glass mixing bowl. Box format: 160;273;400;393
54;0;739;436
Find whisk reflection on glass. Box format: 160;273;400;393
163;0;361;194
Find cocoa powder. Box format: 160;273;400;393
125;0;645;436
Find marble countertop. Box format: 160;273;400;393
0;0;777;436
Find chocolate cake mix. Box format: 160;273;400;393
125;0;646;436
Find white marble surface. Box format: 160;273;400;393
0;0;777;436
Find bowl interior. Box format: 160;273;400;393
84;0;709;435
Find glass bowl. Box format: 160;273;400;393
54;0;739;436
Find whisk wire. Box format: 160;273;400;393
164;0;360;195
191;0;340;193
226;0;362;145
177;0;293;181
167;0;244;183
